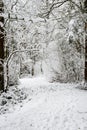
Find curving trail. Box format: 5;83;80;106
0;77;87;130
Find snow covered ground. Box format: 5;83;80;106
0;76;87;130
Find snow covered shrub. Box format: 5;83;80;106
0;86;28;115
43;42;65;82
60;17;85;82
19;60;31;77
8;55;19;86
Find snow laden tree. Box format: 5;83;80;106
38;0;86;83
1;0;26;89
2;0;44;90
0;0;4;91
62;1;85;82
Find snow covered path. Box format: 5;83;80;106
0;77;87;130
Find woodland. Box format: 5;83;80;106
0;0;87;91
0;0;87;130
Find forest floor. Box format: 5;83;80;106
0;76;87;130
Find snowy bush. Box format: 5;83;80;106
0;86;28;115
8;55;19;86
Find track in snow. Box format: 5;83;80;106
0;77;87;130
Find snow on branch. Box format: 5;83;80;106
6;49;39;65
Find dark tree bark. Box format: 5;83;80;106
85;23;87;82
0;0;4;91
84;0;87;82
31;57;35;76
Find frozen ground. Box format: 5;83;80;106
0;76;87;130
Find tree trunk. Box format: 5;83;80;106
85;23;87;82
31;65;34;76
31;57;36;76
0;0;4;91
84;0;87;83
